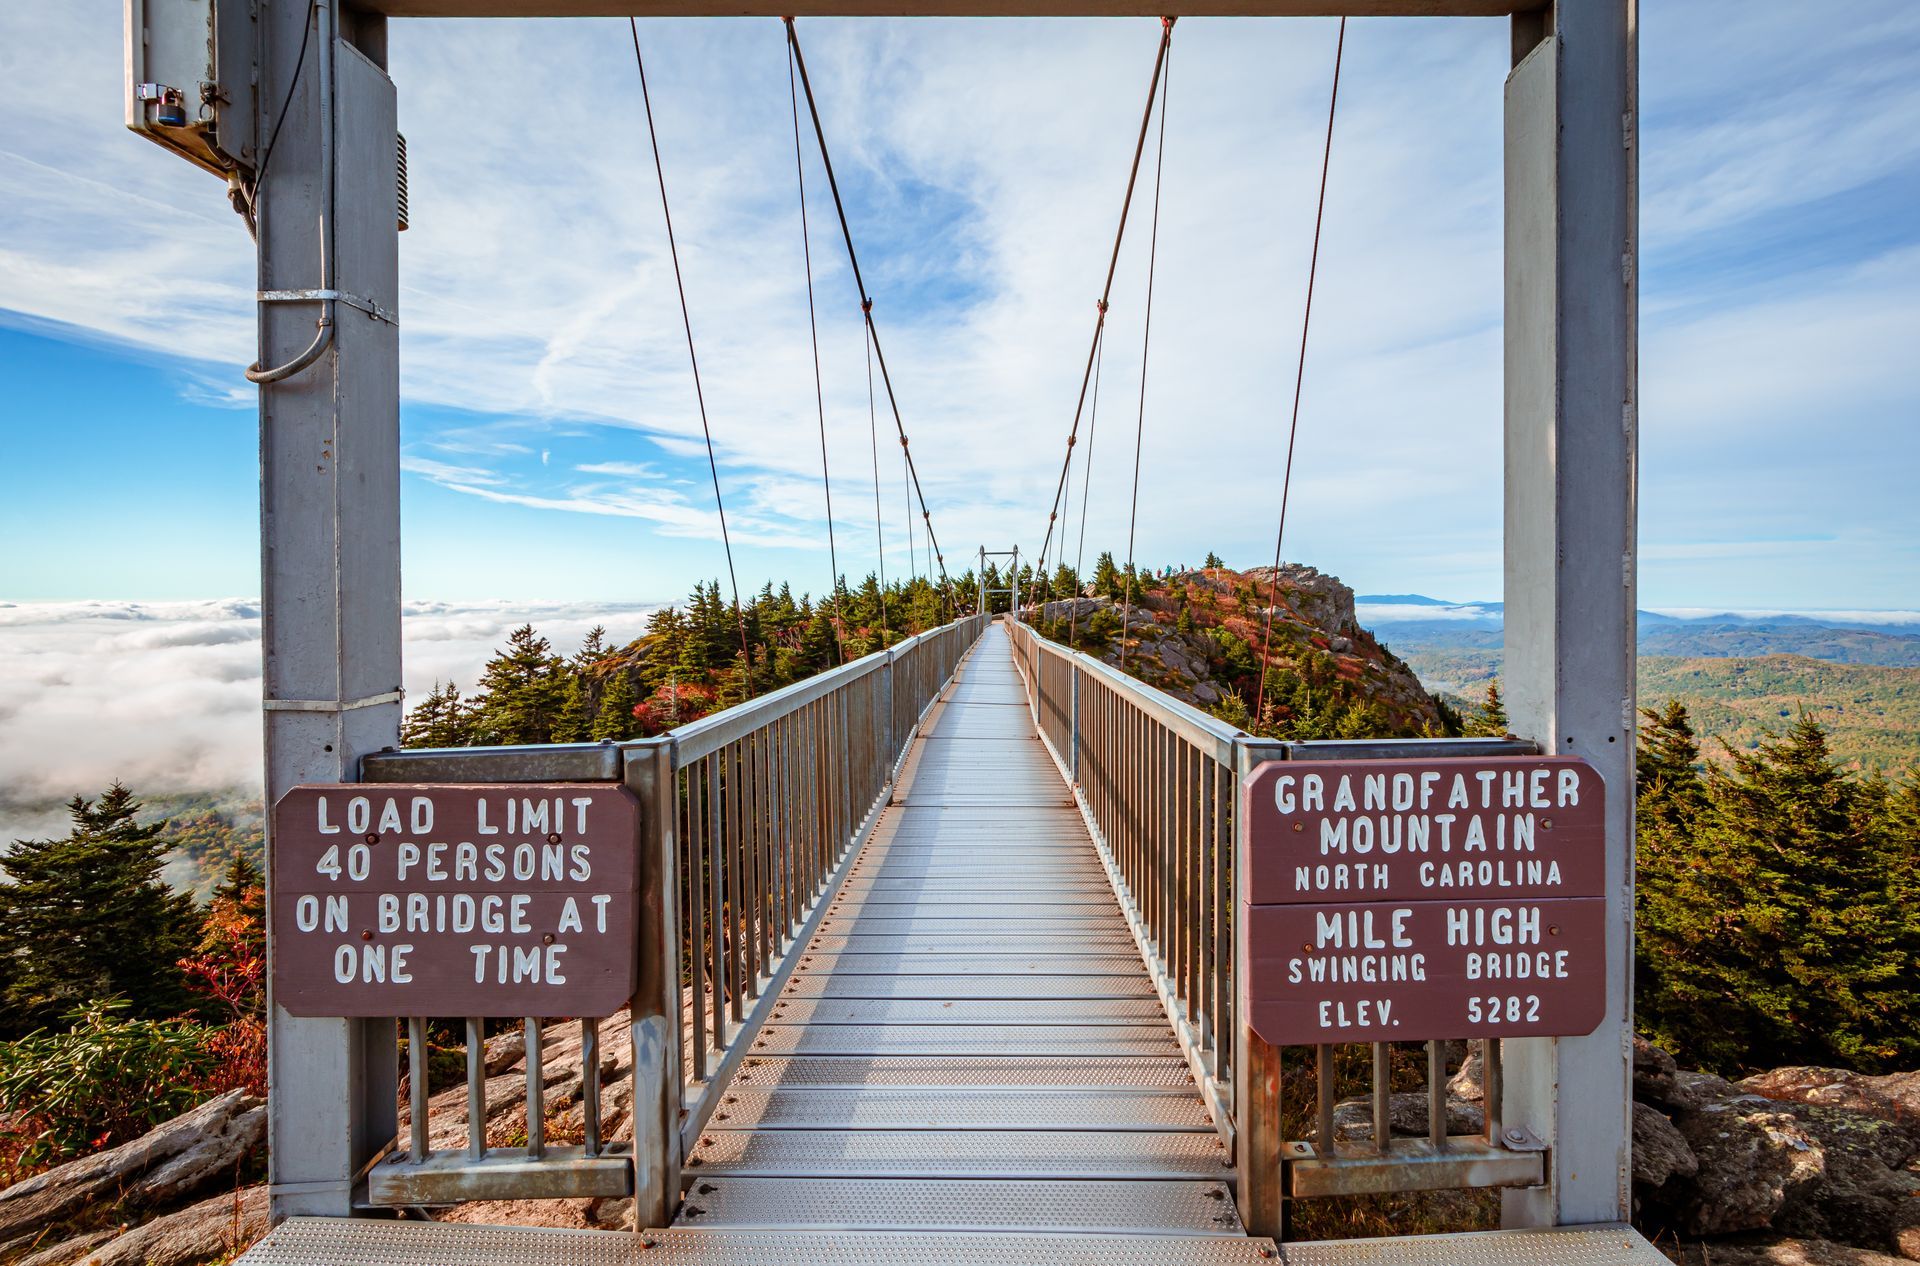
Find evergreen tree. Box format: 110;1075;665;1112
401;681;474;748
1203;551;1224;569
0;784;201;1035
1092;552;1121;600
1464;680;1507;737
469;625;567;745
593;670;641;741
551;672;594;743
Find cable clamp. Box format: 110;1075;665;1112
264;689;405;714
258;288;399;327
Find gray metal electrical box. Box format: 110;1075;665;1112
124;0;255;177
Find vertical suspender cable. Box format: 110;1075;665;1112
629;17;748;691
904;444;917;583
787;18;956;617
788;39;845;664
630;20;755;695
1118;36;1172;670
1255;17;1346;724
1068;323;1107;648
1026;17;1175;614
866;311;890;641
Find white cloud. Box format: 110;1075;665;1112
0;598;657;845
1;2;1917;609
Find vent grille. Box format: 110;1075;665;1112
396;132;409;231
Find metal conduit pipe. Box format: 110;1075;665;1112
247;0;335;385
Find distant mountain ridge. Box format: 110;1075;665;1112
1358;595;1920;666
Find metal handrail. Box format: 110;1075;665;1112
358;611;988;1222
1004;617;1546;1236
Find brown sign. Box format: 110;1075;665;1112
1242;756;1606;905
1244;898;1607;1043
271;784;640;1018
1241;756;1608;1045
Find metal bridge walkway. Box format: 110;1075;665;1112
674;621;1243;1239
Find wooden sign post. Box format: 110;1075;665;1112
271;784;641;1018
1240;757;1607;1046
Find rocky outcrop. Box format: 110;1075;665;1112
0;1091;263;1246
1032;564;1444;733
1629;1046;1920;1260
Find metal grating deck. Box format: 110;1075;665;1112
241;1218;1671;1264
679;624;1231;1235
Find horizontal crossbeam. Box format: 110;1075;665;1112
357;2;1539;18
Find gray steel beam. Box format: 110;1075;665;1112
353;1;1538;14
258;0;405;1222
1499;0;1637;1229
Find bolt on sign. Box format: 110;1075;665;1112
271;785;640;1018
1240;757;1607;1045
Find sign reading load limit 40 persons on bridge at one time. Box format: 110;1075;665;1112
1240;756;1607;1045
270;784;640;1018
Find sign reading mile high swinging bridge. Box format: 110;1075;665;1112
1241;757;1607;1045
271;785;640;1018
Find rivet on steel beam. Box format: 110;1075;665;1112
365;833;380;844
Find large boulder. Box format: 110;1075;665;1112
1634;1102;1700;1190
1671;1239;1915;1266
1648;1088;1920;1255
1743;1068;1920;1129
0;1090;262;1242
1325;1093;1486;1143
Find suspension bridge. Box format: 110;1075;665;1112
121;0;1644;1261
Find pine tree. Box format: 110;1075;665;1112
551;672;594;743
401;681;474;748
0;784;201;1035
469;625;567;745
593;670;641;741
1464;680;1507;737
1092;552;1121;600
1203;551;1224;569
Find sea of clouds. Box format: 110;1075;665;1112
0;598;658;845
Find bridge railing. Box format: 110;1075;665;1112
1006;615;1545;1236
354;611;987;1222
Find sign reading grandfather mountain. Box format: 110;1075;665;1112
1240;756;1607;1045
271;785;640;1018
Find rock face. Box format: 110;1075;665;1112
0;1090;264;1246
1033;564;1445;734
1630;1047;1920;1261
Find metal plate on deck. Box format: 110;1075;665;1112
676;1177;1241;1234
239;1219;1282;1266
730;1054;1197;1088
782;974;1156;999
770;997;1166;1024
1273;1225;1668;1265
706;1086;1211;1130
684;1127;1228;1179
750;1023;1181;1057
799;953;1147;973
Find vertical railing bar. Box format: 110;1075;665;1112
706;753;727;1041
407;1016;428;1162
583;1017;602;1156
1315;1043;1335;1156
524;1017;545;1159
1483;1038;1504;1145
687;763;707;1084
1427;1039;1446;1150
727;741;747;1022
1372;1041;1391;1156
465;1016;486;1161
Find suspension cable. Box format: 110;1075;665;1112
904;442;917;583
788;38;845;664
865;310;890;641
1026;17;1176;614
1068;319;1107;647
629;20;755;695
786;17;955;615
1255;17;1347;723
1117;37;1172;669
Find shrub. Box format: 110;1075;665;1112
0;1000;215;1168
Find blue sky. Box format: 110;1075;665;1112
2;2;1917;610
